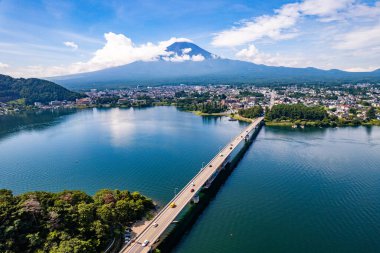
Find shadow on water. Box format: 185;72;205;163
0;109;77;141
365;126;373;136
158;123;263;253
201;116;224;125
266;125;328;134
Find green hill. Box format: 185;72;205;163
0;74;82;104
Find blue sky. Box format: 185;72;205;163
0;0;379;77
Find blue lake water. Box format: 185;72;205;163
1;107;379;252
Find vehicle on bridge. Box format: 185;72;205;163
170;202;176;208
142;240;149;247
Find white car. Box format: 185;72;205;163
142;239;149;247
152;222;158;228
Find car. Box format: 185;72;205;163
170;202;176;208
152;222;158;228
192;181;195;186
142;239;149;247
230;147;232;150
190;188;195;192
209;164;212;167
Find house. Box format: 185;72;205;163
76;98;92;105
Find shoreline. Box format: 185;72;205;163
190;110;254;123
265;119;380;127
2;104;380;127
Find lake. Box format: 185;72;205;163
1;107;379;253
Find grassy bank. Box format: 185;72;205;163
191;110;229;116
265;120;294;126
229;114;254;123
190;110;254;123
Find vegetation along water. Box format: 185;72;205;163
0;107;379;252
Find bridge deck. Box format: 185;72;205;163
121;117;264;253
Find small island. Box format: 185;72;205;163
0;189;154;253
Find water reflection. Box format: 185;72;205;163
201;116;224;125
105;108;136;147
0;109;77;141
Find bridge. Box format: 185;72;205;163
121;117;264;253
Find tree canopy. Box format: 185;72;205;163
367;107;376;120
266;104;327;121
0;74;83;104
0;189;154;253
238;105;263;119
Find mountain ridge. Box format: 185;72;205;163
48;42;380;89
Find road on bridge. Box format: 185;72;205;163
121;117;264;253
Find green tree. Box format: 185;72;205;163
0;188;154;253
238;105;263;119
51;238;96;253
367;107;376;120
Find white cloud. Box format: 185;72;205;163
299;0;353;17
182;48;192;54
315;1;380;22
212;0;380;47
4;33;195;77
212;3;300;47
0;62;9;68
192;54;205;61
344;66;379;72
162;53;205;62
63;41;78;50
81;33;192;71
334;23;380;50
236;44;307;67
161;47;206;62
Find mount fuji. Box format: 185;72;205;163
50;42;380;90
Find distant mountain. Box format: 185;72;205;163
164;42;215;59
0;74;82;104
50;42;380;90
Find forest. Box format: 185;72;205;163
238;105;263;119
0;189;154;253
0;74;82;104
266;104;328;121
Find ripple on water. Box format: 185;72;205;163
173;126;380;253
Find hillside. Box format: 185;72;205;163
48;42;380;90
0;74;82;104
